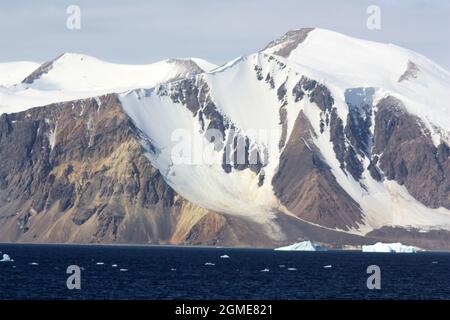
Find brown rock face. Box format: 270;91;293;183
21;54;62;84
373;96;449;209
272;111;363;230
263;28;315;57
0;94;270;246
273;80;448;234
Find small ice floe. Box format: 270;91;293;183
323;265;332;269
0;254;13;262
29;262;39;266
220;254;230;259
432;261;438;264
260;268;270;272
279;265;286;268
204;262;215;266
170;268;177;271
287;268;297;271
111;264;118;268
12;266;16;269
119;268;128;272
96;262;105;265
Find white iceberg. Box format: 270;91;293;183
1;254;13;262
204;262;215;266
220;254;230;259
275;240;323;251
362;242;419;253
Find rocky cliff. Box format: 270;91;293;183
0;95;275;246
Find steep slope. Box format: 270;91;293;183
120;29;450;237
0;61;40;87
262;28;450;137
0;94;274;246
261;29;450;233
2;91;446;248
0;92;380;248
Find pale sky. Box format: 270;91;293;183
0;0;449;69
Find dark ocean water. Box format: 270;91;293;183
0;244;449;300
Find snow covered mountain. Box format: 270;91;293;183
21;53;217;91
0;28;448;249
0;61;40;87
0;53;216;114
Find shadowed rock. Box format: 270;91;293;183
263;28;315;57
272;111;363;230
398;60;420;82
374;96;449;209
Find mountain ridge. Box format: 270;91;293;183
0;28;449;249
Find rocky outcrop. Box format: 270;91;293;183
272;111;363;230
263;28;315;57
21;54;63;84
398;60;420;82
373;96;449;209
294;76;334;112
273;75;449;232
159;78;267;180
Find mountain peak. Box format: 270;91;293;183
18;54;217;91
165;57;217;73
263;27;315;57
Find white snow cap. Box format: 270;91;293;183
0;61;40;87
263;27;450;132
0;53;217;115
23;53;216;91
